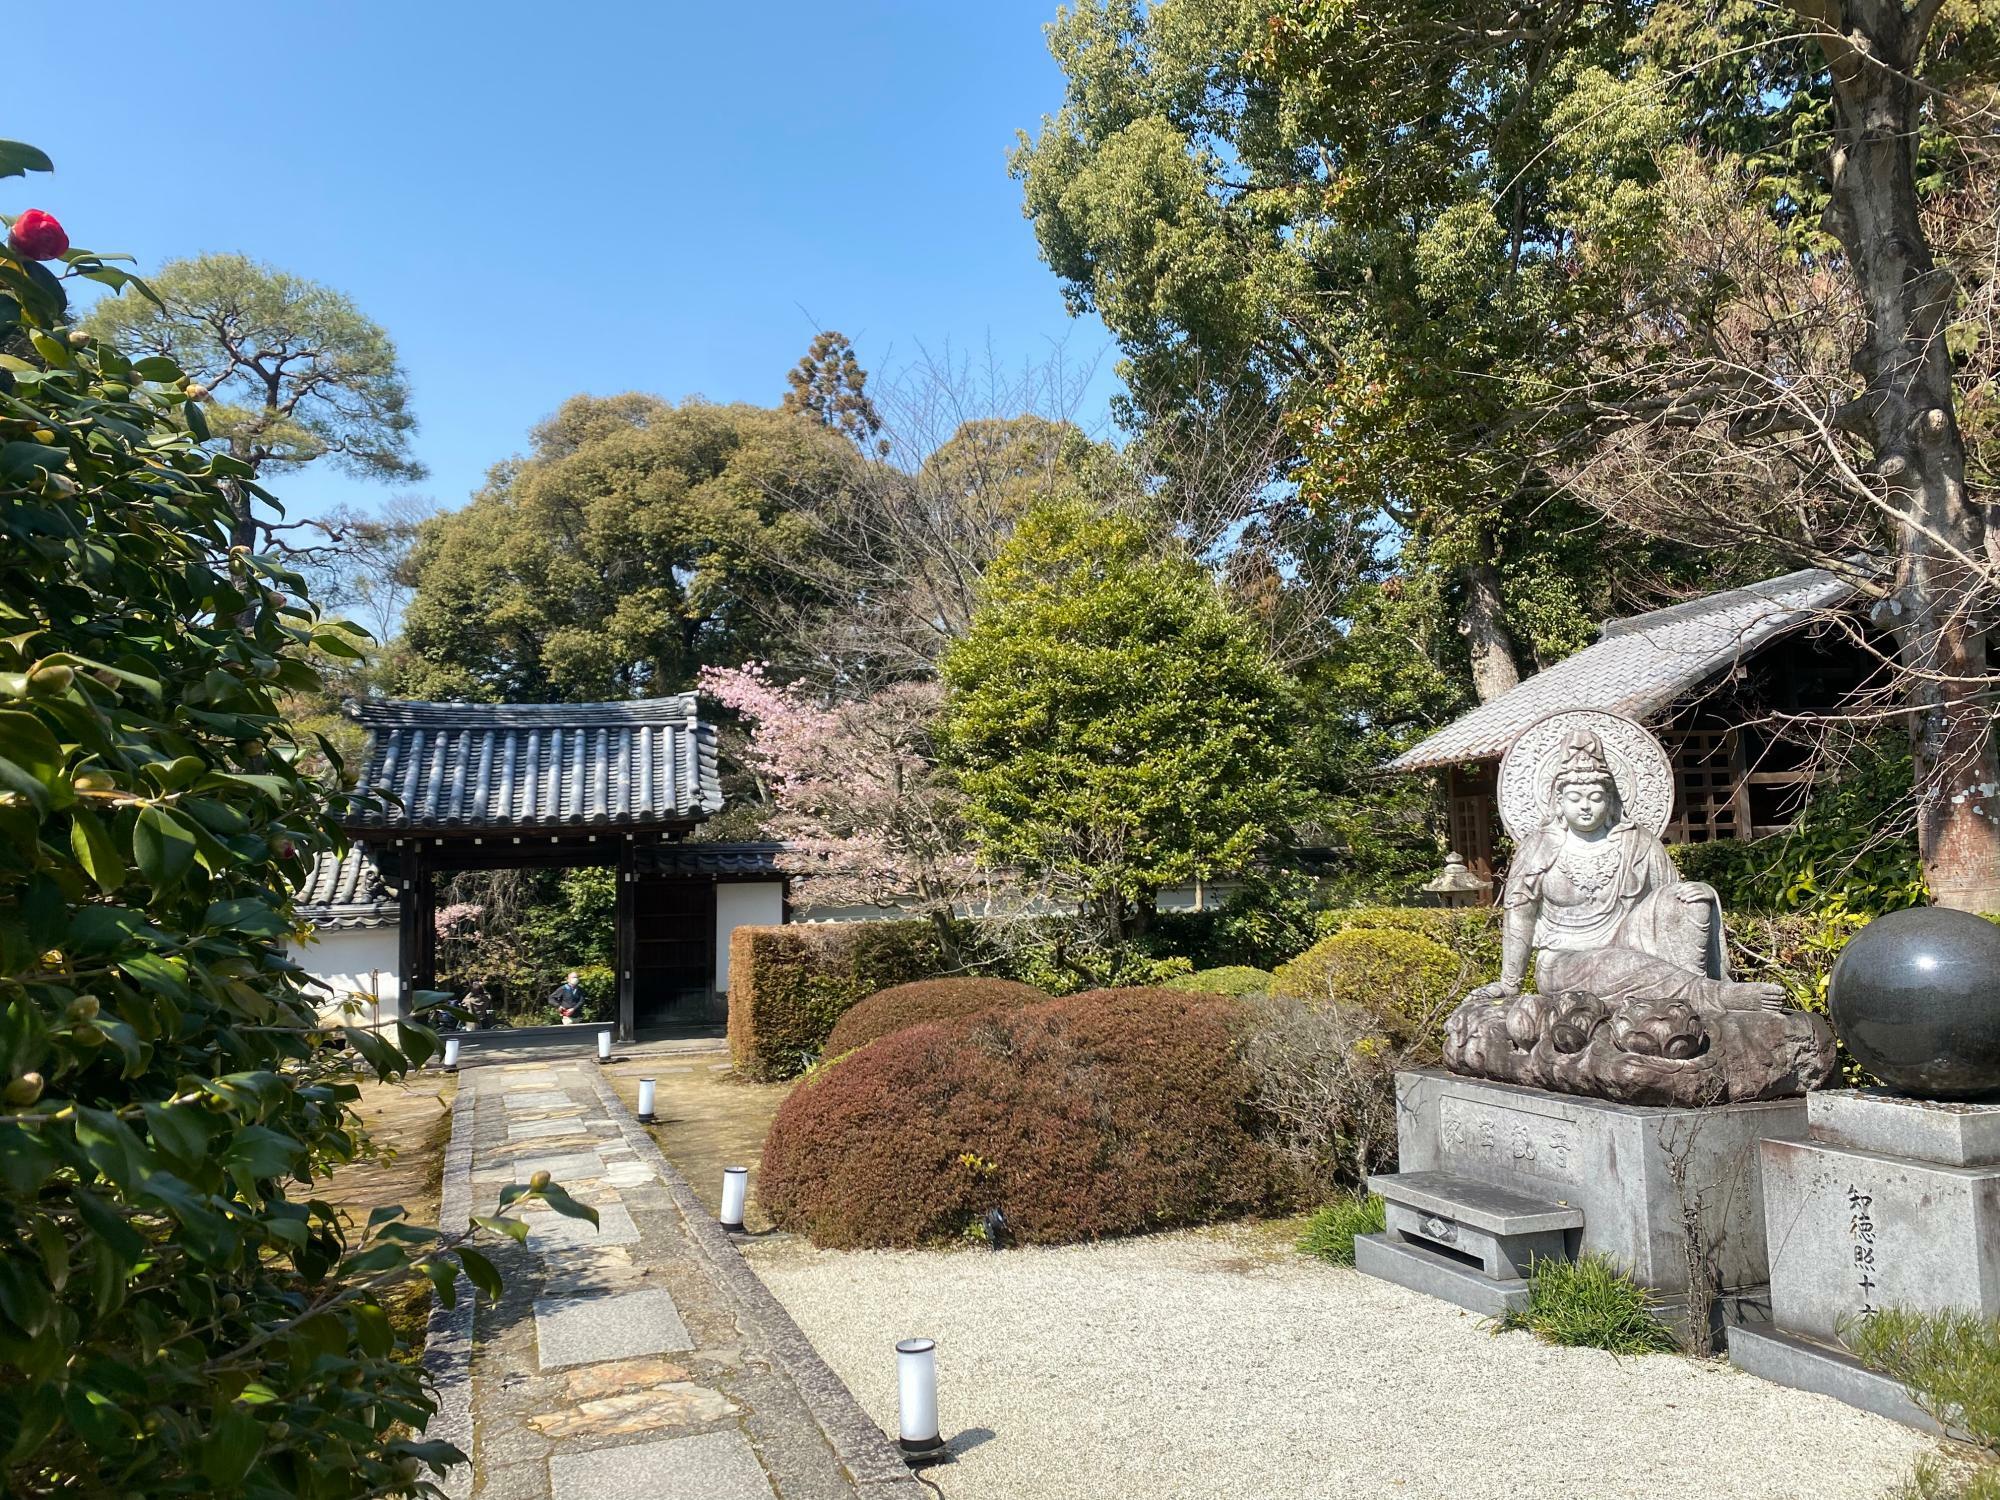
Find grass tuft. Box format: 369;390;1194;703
1853;1306;2000;1452
1893;1457;2000;1500
1296;1193;1386;1266
1501;1254;1678;1354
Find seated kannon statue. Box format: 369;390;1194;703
1443;710;1836;1106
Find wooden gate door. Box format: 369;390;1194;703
631;877;716;1029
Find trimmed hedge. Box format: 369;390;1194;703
822;976;1049;1057
760;987;1286;1247
1315;905;1502;981
1272;928;1467;1045
1165;965;1277;997
727;920;943;1080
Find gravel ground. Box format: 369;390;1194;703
745;1225;1936;1500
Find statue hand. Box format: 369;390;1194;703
1467;980;1521;1004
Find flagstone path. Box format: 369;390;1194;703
425;1055;924;1500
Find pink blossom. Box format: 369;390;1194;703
699;664;983;917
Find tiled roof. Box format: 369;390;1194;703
343;696;722;831
633;842;788;878
1387;567;1861;771
295;845;398;929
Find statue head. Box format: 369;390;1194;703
1549;728;1620;834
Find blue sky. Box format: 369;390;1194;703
11;1;1121;522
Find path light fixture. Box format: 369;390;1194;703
637;1078;657;1123
895;1337;948;1465
443;1037;460;1073
596;1028;612;1063
719;1166;748;1232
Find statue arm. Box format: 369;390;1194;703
1468;869;1538;1001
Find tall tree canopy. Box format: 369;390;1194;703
782;329;887;453
1010;0;1731;703
393;395;861;702
1016;0;2000;905
941;497;1308;944
84;253;420;546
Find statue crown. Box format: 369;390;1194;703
1552;728;1614;788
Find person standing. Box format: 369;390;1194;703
551;970;586;1024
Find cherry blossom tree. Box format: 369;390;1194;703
699;664;990;959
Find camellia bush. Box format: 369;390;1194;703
0;143;589;1497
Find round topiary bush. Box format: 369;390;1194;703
1165;965;1277;997
1271;929;1466;1043
821;976;1049;1057
761;987;1285;1248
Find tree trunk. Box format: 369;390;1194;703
1811;0;2000;910
1459;560;1523;703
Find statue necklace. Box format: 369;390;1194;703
1558;831;1623;894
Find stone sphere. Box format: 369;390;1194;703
1828;907;2000;1100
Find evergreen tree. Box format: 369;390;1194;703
941;498;1308;944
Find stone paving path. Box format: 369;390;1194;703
426;1056;924;1500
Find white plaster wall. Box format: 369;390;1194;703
288;926;401;1025
715;882;785;993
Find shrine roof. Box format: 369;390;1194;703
294;845;397;930
1386;567;1862;772
341;695;722;831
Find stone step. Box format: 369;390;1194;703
1353;1233;1532;1319
1727;1325;1952;1438
1367;1171;1583;1236
1362;1170;1581;1286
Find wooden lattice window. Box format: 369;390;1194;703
1665;728;1745;843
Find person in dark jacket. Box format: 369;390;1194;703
551;971;586;1024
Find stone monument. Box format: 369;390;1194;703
1356;710;1834;1340
1444;710;1836;1106
1728;907;2000;1431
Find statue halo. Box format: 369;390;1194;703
1496;709;1675;843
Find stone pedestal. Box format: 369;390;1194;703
1359;1070;1810;1332
1728;1089;2000;1431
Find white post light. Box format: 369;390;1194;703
895;1338;945;1462
637;1078;657;1123
719;1166;748;1231
443;1037;460;1072
596;1028;612;1063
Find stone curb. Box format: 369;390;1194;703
421;1082;478;1499
581;1066;929;1498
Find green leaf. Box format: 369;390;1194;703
454;1244;503;1301
132;805;198;890
0;710;66;815
471;1214;528;1244
199;1410;262;1487
220;1125;300;1181
539;1184;600;1229
0;442;69;479
67;806;124;894
140;1101;214;1166
422;1258;458;1310
204;897;290;937
0;141;54;179
352;1300;393;1358
132;355;183;382
71;1186;143;1266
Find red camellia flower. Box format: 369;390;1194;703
7;209;69;260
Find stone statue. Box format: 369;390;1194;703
1444;710;1836;1106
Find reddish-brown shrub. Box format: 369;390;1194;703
821;977;1049;1057
760;987;1286;1248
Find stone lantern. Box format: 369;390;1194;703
1420;851;1491;908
